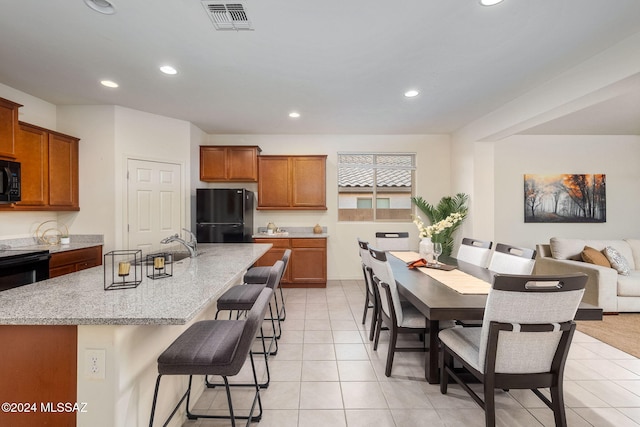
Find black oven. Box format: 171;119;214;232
0;249;50;291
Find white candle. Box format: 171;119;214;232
118;262;131;277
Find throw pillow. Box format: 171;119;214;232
603;246;631;275
581;246;611;268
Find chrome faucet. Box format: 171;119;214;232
160;228;198;257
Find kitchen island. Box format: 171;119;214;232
0;243;271;427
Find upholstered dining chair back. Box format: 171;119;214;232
368;247;404;327
488;243;536;275
375;232;410;251
456;238;493;268
479;273;586;373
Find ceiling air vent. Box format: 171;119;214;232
201;1;253;31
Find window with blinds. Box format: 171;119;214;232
338;153;415;222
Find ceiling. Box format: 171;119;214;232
1;0;639;135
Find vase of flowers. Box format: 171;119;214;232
411;193;468;257
412;210;466;258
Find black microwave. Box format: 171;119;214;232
0;160;20;203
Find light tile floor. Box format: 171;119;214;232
182;280;640;427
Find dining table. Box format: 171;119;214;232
387;252;604;384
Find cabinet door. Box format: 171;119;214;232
290;246;327;284
0;98;20;159
227;147;259;181
291;156;326;209
258;156;290;208
290;238;326;284
15;123;48;207
200;146;226;181
48;133;79;209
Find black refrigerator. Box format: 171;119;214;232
196;188;254;243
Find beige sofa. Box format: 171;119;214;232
535;237;640;313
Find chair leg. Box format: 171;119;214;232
484;381;496;427
550;384;568;427
440;348;451;394
384;327;397;377
148;374;162;427
373;311;383;351
278;287;286;321
368;298;377;342
361;292;369;324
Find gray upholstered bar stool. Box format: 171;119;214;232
209;260;285;390
244;249;291;322
149;287;273;427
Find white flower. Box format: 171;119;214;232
412;212;464;239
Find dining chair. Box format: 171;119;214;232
368;246;428;377
357;238;379;341
375;232;410;251
487;243;536;275
438;273;587;427
456;237;493;268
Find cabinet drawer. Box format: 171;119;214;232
49;246;102;270
291;238;326;248
253;238;290;248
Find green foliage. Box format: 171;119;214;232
411;193;469;256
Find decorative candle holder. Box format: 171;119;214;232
146;252;173;280
104;250;142;290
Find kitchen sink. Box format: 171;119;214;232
134;251;200;265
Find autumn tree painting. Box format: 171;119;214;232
524;174;606;223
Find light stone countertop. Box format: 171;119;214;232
0;234;104;253
252;226;328;239
0;243;271;326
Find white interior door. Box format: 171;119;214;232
127;159;182;254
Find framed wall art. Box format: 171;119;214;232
524;174;606;223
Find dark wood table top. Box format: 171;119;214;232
389;254;603;322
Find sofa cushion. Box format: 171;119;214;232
604;246;631;276
617;270;640;296
550;238;634;268
581;246;611;267
625;239;640;271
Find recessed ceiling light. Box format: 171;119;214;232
100;80;119;88
84;0;116;15
289;112;300;118
160;65;178;75
480;0;504;6
404;90;419;98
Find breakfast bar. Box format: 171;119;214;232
0;243;271;427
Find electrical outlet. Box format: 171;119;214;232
84;349;106;380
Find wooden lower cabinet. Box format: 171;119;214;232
49;246;103;279
0;325;77;427
253;238;327;287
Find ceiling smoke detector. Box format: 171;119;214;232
201;1;253;31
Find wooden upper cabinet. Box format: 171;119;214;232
0;97;21;159
48;132;79;209
200;145;261;182
14;122;48;207
291;156;326;208
257;155;327;210
257;156;291;208
10;122;79;211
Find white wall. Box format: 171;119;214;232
194;134;452;280
57;105;117;249
493;135;640;249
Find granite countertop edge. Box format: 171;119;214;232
0;243;271;327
